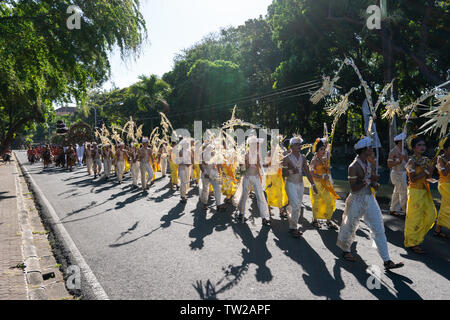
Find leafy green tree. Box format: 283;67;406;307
0;0;147;153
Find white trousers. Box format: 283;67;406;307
94;158;102;175
337;193;390;262
86;158;93;175
117;160;125;182
131;162;140;186
160;157;168;175
239;175;269;219
285;181;304;230
200;170;223;207
103;159;112;178
390;170;407;212
179;165;190;198
140;161;154;189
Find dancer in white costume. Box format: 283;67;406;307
102;144;113;180
130;144;140;189
282;136;317;238
336;137;404;270
237;136;271;226
159;143;168;177
200;141;226;211
85;143;93;175
92;143;102;179
178;137;192;203
76;144;84;166
388;132;408;217
139;138;154;191
115;142;128;184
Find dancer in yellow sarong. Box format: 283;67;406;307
266;167;289;217
404;135;437;253
222;162;238;202
435;138;450;238
265;145;288;219
220;140;238;203
309;138;339;230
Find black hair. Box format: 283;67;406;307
411;136;426;149
315;139;325;152
355;147;369;155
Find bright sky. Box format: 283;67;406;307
103;0;273;90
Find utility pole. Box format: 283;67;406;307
94;106;97;129
380;0;397;151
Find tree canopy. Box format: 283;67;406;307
0;0;147;152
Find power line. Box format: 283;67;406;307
91;78;324;125
138;88;318;121
92;78;321;112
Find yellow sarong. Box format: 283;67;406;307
310;163;339;220
266;168;288;208
404;165;437;247
169;159;178;185
193;164;201;182
437;182;450;230
222;164;238;198
152;161;160;180
124;158;130;173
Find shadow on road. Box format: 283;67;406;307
160;201;186;228
0;191;16;200
317;210;423;300
271;219;344;300
189;202;233;250
109;226;162;248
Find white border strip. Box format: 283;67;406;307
15;152;109;300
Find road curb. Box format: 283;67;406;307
15;151;109;300
13;159;48;300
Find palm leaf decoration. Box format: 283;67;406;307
419;93;450;138
382;100;402;120
310;63;344;105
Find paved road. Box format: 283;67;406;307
15;151;450;300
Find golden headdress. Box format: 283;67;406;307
407;134;418;150
312;138;327;153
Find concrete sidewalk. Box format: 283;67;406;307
0;158;27;299
0;156;73;300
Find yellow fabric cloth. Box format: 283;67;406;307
221;164;238;198
154;161;161;172
404;165;437;247
193;164;201;181
437;182;450;229
124;158;130;173
169;159;178;185
310;162;339;220
266;168;288;208
152;161;160;180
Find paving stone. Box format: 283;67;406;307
29;288;48;300
26;271;43;286
24;257;41;273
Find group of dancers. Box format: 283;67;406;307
36;127;450;271
28;144;78;170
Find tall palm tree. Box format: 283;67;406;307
130;75;171;130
